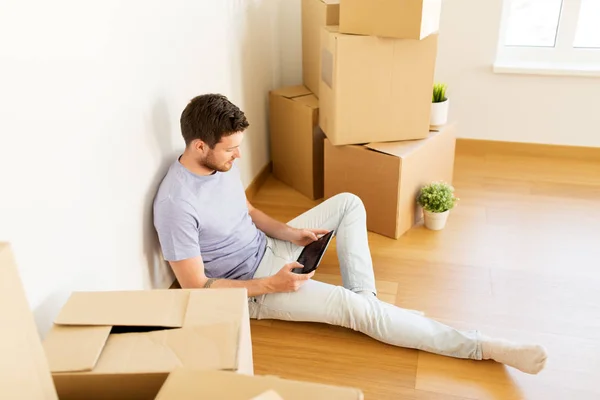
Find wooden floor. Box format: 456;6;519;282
249;143;600;400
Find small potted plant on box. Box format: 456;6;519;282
430;82;449;126
417;181;459;230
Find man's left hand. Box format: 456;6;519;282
288;228;330;247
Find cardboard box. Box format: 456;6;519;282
302;0;340;97
0;243;59;399
2;243;362;400
324;124;456;239
339;0;442;40
269;85;324;200
1;244;177;400
155;369;364;399
42;288;253;400
319;26;438;146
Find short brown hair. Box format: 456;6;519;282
180;94;249;148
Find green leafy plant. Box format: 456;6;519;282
417;181;459;213
432;83;447;103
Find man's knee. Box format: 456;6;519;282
328;287;379;332
336;192;365;214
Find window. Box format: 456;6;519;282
494;0;600;76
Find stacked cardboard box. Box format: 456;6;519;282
269;86;324;200
270;0;455;239
268;0;339;200
323;0;457;239
302;0;340;97
318;26;438;145
339;0;442;40
324;126;456;239
0;242;364;399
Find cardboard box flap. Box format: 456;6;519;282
93;321;241;373
251;390;284;400
321;0;340;4
156;369;364;399
0;243;59;399
55;290;190;328
365;132;439;159
44;325;112;373
271;85;312;100
293;94;319;110
183;288;247;327
325;25;339;34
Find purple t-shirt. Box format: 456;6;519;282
153;158;266;280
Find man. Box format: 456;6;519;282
153;94;547;375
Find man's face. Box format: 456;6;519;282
201;132;244;172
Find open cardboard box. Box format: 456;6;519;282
324;124;456;239
0;243;252;400
1;243;364;399
42;287;253;399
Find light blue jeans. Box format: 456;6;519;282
249;193;482;360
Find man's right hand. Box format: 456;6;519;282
267;262;315;293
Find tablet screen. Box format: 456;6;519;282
296;230;334;274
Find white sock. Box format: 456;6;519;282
481;336;547;374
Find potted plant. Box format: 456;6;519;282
417;181;459;230
430;82;449;126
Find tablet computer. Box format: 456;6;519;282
292;230;335;274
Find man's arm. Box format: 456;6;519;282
246;200;295;242
246;200;329;246
169;255;313;297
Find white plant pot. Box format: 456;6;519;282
430;98;449;126
423;209;450;230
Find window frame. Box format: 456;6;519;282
494;0;600;77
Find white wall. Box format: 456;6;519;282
435;0;600;148
0;0;300;337
277;0;303;86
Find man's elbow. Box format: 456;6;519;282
178;277;208;289
168;259;208;289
